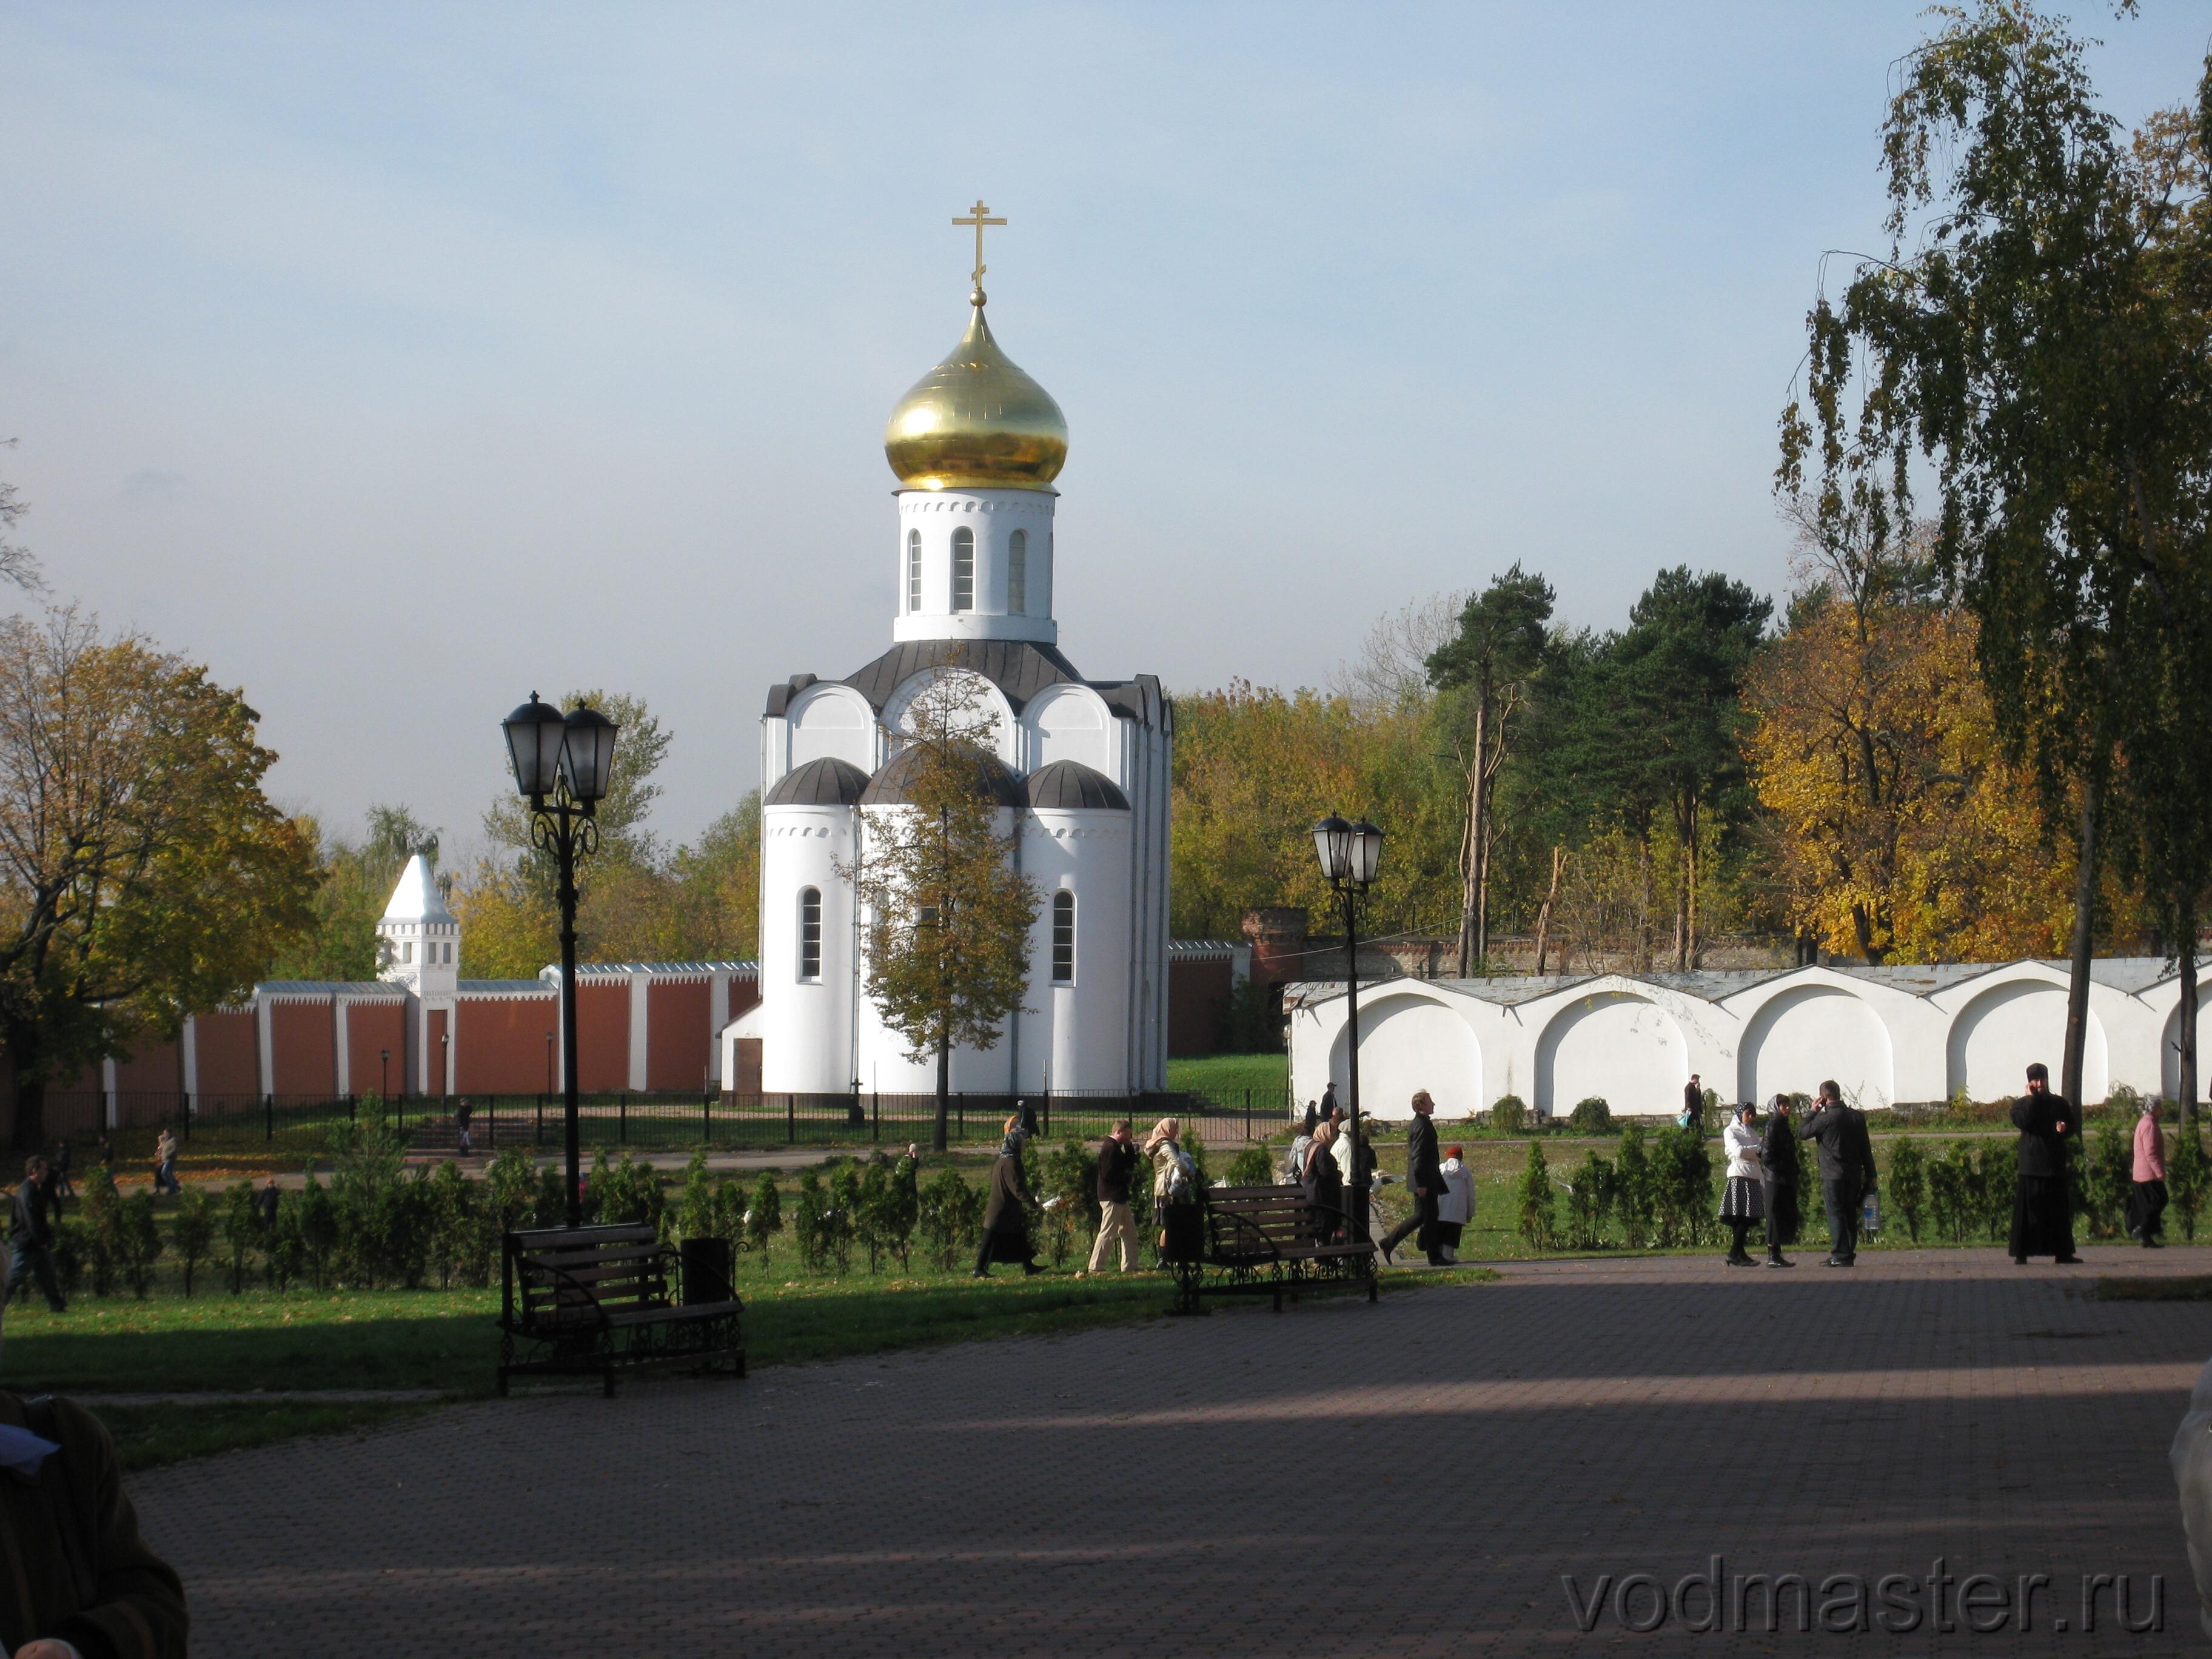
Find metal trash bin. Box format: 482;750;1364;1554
680;1236;734;1304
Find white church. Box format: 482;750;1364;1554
722;263;1171;1099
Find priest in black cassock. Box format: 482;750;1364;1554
2009;1063;2082;1264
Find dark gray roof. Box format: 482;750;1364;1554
765;756;871;807
1024;759;1129;810
859;743;1025;808
842;639;1086;714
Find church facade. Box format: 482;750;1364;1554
724;277;1172;1098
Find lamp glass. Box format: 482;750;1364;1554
560;705;620;802
502;695;566;798
1312;815;1351;882
1349;819;1386;887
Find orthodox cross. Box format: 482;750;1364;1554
953;199;1007;290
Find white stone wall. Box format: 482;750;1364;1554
1288;960;2185;1119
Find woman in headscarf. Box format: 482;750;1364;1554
1147;1118;1201;1262
1719;1102;1765;1267
1302;1119;1344;1242
2130;1094;2168;1248
973;1115;1042;1278
1758;1093;1801;1268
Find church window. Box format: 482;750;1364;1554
952;528;974;611
1051;890;1075;984
906;530;921;612
799;888;822;980
402;941;414;964
1008;529;1027;614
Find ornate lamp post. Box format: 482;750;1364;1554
1313;814;1385;1242
379;1047;390;1102
502;692;620;1229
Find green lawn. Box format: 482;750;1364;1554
1166;1053;1289;1105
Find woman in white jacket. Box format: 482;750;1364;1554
1435;1145;1475;1264
1719;1102;1765;1268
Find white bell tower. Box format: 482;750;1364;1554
377;854;459;999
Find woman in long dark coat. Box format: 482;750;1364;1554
1759;1094;1801;1267
2009;1065;2080;1264
1302;1120;1345;1242
973;1118;1042;1278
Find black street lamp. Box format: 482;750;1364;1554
1313;814;1385;1243
545;1031;555;1096
379;1047;390;1103
503;692;619;1230
439;1030;451;1098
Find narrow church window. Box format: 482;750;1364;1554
403;942;413;964
799;888;822;979
952;527;974;611
906;529;922;612
1051;890;1075;983
1008;529;1027;614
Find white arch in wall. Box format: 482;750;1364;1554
1535;991;1686;1118
786;683;875;771
1025;683;1113;774
1740;983;1895;1109
1946;976;2108;1103
880;669;1015;763
1326;992;1482;1121
2158;982;2212;1100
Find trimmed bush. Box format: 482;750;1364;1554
1224;1145;1275;1187
1490;1095;1530;1134
1516;1141;1557;1250
1886;1138;1928;1243
1566;1098;1614;1136
174;1186;217;1297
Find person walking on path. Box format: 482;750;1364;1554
1147;1118;1201;1263
0;1298;190;1658
254;1175;281;1232
1436;1144;1474;1264
1302;1121;1344;1243
1084;1119;1140;1275
1719;1103;1766;1267
1381;1091;1449;1265
2131;1096;2168;1248
1799;1081;1878;1267
2009;1062;2082;1264
1683;1076;1705;1133
7;1158;66;1314
1759;1094;1802;1267
49;1142;73;1205
151;1130;179;1198
455;1098;474;1157
972;1118;1043;1279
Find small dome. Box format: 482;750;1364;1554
883;302;1067;492
765;757;870;808
859;743;1025;808
1024;760;1129;811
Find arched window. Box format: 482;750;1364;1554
905;529;922;612
1051;890;1076;984
1008;529;1027;614
799;888;823;980
951;526;974;612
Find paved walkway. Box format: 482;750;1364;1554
131;1248;2212;1655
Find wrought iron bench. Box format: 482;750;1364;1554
1168;1184;1378;1315
498;1222;745;1397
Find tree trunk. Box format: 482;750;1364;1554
2061;771;2102;1110
932;1030;950;1153
1455;692;1489;977
2182;906;2198;1129
1532;845;1564;976
1637;835;1655;973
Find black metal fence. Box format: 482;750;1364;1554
24;1085;1297;1164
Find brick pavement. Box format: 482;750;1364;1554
130;1247;2212;1655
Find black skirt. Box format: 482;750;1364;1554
1719;1176;1765;1221
1763;1180;1801;1247
2009;1175;2074;1259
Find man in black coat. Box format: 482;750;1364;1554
1085;1119;1140;1275
1380;1091;1448;1266
6;1158;65;1313
2008;1062;2081;1264
1798;1081;1878;1267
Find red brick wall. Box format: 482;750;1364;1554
346;1002;406;1099
195;1011;260;1098
427;1007;449;1098
113;1041;181;1094
647;980;711;1091
1168;957;1234;1058
728;975;760;1020
454;996;558;1095
269;1000;337;1096
576;982;629;1093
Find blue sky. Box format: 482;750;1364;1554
1;3;2203;850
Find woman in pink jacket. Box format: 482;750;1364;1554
2130;1096;2168;1248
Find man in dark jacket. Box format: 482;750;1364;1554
1380;1091;1449;1266
973;1122;1042;1278
2009;1062;2082;1264
1085;1119;1140;1275
1759;1094;1802;1267
7;1159;65;1314
1798;1081;1878;1267
0;1297;189;1658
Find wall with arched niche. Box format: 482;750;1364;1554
1947;978;2108;1103
1535;991;1685;1118
2159;982;2212;1099
1326;993;1482;1121
1739;985;1895;1108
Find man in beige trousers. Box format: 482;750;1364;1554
1085;1119;1141;1274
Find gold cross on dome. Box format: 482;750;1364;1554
953;199;1007;290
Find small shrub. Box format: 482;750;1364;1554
1886;1138;1928;1244
1224;1145;1275;1187
2171;1119;2210;1241
484;1147;540;1235
1614;1124;1655;1248
1490;1095;1530;1134
118;1191;163;1298
1974;1141;2016;1240
743;1173;783;1255
793;1170;831;1272
220;1179;259;1294
426;1161;473;1289
1516;1141;1557;1251
50;1218;85;1300
1651;1124;1714;1246
917;1167;982;1271
678;1151;716;1243
174;1186;218;1297
79;1168;121;1298
2079;1119;2131;1239
825;1162;861;1273
1566;1098;1614;1136
297;1175;339;1289
1563;1150;1615;1249
1040;1139;1097;1267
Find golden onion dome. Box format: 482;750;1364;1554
883;297;1067;492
